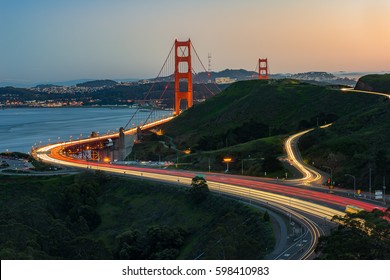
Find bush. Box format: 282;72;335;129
189;176;209;203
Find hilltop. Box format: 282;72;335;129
355;74;390;93
76;79;118;88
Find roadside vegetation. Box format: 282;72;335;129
0;171;274;260
315;209;390;259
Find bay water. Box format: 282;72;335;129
0;107;170;153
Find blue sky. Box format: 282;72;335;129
1;0;390;84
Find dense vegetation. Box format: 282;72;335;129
316;210;390;259
0;172;274;260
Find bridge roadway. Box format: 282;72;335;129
35;111;386;259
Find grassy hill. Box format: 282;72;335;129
299;99;390;190
355;74;390;93
0;172;273;260
163;79;384;150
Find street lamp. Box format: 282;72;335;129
241;155;251;176
345;174;356;197
223;157;232;173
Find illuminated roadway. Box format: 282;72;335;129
35;103;387;259
341;87;390;98
284;125;333;185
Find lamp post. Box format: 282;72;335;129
241;155;251;176
223;157;232;173
368;167;373;200
383;176;386;204
345;174;356;198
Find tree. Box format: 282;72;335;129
315;210;390;259
189;176;209;203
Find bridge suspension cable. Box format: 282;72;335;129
191;42;222;95
124;39;222;131
124;42;175;130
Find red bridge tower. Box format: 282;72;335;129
258;58;269;80
174;39;193;115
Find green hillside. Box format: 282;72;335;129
355;74;390;93
299;100;390;190
164;79;384;150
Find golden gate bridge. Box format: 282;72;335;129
58;39;224;163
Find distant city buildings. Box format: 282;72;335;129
215;77;237;84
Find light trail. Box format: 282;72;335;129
341;88;390;98
284;125;331;184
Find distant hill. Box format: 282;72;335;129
34;84;62;89
355;74;390;93
290;72;356;86
0;86;36;97
291;71;336;81
76;79;118;88
163;79;384;150
195;69;257;82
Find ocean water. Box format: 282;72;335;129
0;107;170;153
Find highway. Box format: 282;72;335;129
34;106;387;259
37;142;327;259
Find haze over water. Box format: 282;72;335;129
0;107;168;153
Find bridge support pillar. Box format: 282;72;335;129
174;39;193;115
258;58;269;80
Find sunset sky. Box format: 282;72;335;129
1;0;390;84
